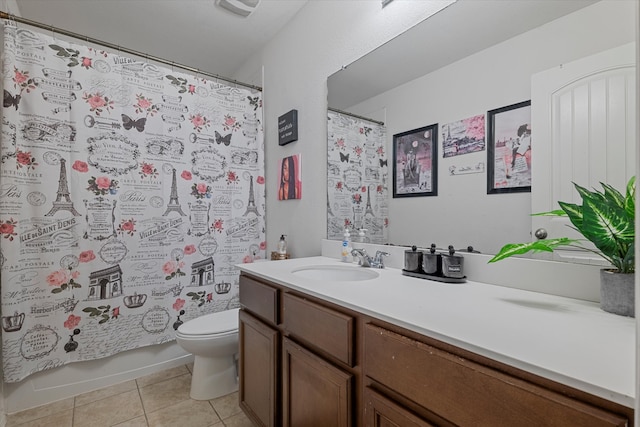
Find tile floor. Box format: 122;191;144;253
5;364;253;427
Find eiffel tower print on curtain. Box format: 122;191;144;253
243;175;260;216
163;168;186;216
46;158;81;217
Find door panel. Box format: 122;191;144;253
531;43;636;263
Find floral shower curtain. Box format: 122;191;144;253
327;110;388;243
0;24;265;383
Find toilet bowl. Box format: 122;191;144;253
176;307;239;400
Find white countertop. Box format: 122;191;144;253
238;256;636;408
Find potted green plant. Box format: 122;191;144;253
489;176;635;317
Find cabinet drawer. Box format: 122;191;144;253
282;293;354;366
364;387;434;427
364;324;628;427
239;275;279;324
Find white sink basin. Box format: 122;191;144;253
291;265;379;282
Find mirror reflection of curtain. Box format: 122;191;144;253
327;110;388;244
0;23;264;383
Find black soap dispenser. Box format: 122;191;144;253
403;245;422;273
422;243;442;275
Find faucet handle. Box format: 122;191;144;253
373;251;389;268
374;250;389;259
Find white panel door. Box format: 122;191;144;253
531;43;636;263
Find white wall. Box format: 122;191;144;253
349;0;636;254
235;0;456;258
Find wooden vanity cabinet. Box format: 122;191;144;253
239;272;634;427
238;275;280;427
239;273;359;426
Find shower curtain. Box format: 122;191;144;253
0;23;265;383
327;110;388;244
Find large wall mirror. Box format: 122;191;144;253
327;0;636;257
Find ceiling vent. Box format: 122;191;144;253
215;0;261;17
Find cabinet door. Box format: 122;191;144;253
282;337;352;427
364;387;434;427
239;309;278;427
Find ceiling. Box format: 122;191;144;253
328;0;598;110
12;0;309;80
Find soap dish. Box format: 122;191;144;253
401;269;466;283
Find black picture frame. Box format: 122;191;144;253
392;124;438;198
487;100;531;194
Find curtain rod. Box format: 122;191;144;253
328;107;384;126
0;11;262;92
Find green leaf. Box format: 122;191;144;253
531;209;566;217
557;201;583;233
624;176;636;218
51;287;62;294
488;238;579;263
581;198;633;259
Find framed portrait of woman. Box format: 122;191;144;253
278;154;302;200
486;100;531;194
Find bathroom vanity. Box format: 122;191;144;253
237;256;635;426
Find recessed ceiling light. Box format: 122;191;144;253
215;0;261;17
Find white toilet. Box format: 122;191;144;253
175;307;240;400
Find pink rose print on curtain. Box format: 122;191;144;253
0;218;17;241
191;182;211;199
211;219;224;233
173;298;185;311
189;113;210;132
64;314;81;330
184;244;196;255
226;171;238;185
47;268;81;294
222;114;241;132
139;162;158;179
82;91;114;115
79;250;96;263
87;176;119;195
181;170;192;180
256;176;265;184
134;93;158;116
163;259;186;280
80;57;92;69
15;149;38;170
12;67;36;95
117;219;136;236
72;160;89;173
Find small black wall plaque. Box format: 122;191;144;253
278;109;298;146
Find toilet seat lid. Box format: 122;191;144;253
178;307;239;335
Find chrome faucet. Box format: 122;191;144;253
351;249;389;268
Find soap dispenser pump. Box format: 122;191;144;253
277;234;287;260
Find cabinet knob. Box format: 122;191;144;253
534;228;548;240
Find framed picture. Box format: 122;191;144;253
278;154;302;200
487;101;531;194
392;124;438;198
